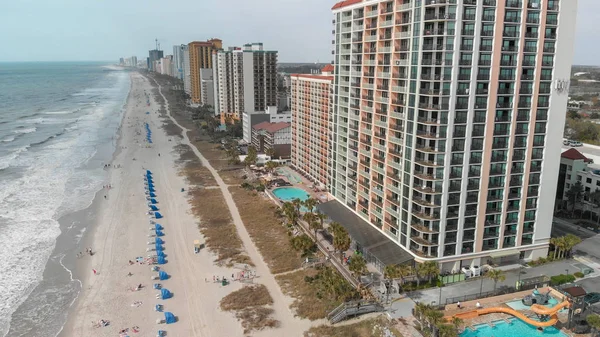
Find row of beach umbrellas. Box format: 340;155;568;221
144;169;176;328
145;122;153;144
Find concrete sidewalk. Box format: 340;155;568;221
407;259;587;306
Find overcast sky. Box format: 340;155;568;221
0;0;597;64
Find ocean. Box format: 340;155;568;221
0;62;130;336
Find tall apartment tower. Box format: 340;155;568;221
173;45;186;80
148;49;164;71
290;65;334;188
330;0;577;271
188;39;223;104
212;43;278;119
183;45;191;96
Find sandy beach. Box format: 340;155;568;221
59;72;255;337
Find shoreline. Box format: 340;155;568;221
58;71;249;337
2;71;131;337
54;77;133;337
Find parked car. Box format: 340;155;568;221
569;140;583;147
584;292;600;305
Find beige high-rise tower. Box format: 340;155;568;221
188;39;222;104
329;0;577;271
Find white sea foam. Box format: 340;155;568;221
0;69;130;337
13;127;36;134
44;111;72;115
1;136;15;143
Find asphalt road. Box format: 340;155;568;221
552;217;597;239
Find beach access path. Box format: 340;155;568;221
149;75;316;335
60;72;251;337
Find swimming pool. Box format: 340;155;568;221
460;318;567;337
506;298;566;312
272;187;310;211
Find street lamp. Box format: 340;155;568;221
566;268;569;276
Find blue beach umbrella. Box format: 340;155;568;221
165;312;176;324
154;224;163;230
157;256;166;265
160;288;172;299
155;238;164;244
150;205;159;211
149;192;157;198
150;198;158;204
158;271;169;280
156;230;164;237
155;212;163;219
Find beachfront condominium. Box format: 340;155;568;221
148;49;164;71
212;43;278;119
290;65;334;188
329;0;577;271
189;39;223;105
183;46;191;96
173;44;186;80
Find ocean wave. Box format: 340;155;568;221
44;111;72;115
2;135;16;143
13;127;37;134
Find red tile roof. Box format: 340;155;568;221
332;0;361;10
322;64;334;72
561;148;589;161
252;122;290;133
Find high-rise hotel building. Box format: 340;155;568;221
212;43;278;119
291;65;334;188
329;0;576;271
189;39;223;105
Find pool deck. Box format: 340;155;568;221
270;166;329;204
444;287;577;334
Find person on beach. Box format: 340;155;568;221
93;269;97;275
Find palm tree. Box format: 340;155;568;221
333;227;352;263
348;255;367;279
398;264;414;285
282;202;299;227
329;221;344;236
315;212;327;233
550;237;559;259
416;263;427;287
450;317;463;332
308;214;323;239
291;198;303;214
302;212;318;238
302;198;319;213
486;269;506;293
565;181;584;216
427;310;445;337
264;161;279;174
563;233;582;258
421;261;441;284
437;323;459;337
587;314;600;337
243;145;258;167
290;234;315;256
384;264;402;280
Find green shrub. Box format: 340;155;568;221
550;274;576;285
574;272;585;278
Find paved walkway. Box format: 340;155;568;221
151;77;313;334
408;259;585;306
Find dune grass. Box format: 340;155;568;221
304;316;402;337
187;188;251;265
228;186;302;274
220;285;279;334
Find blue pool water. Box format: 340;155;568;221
506;298;566;313
461;318;567;337
272;187;310;211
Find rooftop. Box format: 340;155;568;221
561;148;590;162
322;64;334;72
332;0;362;10
252;121;290;133
317;200;414;266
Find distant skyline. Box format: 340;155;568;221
0;0;598;65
